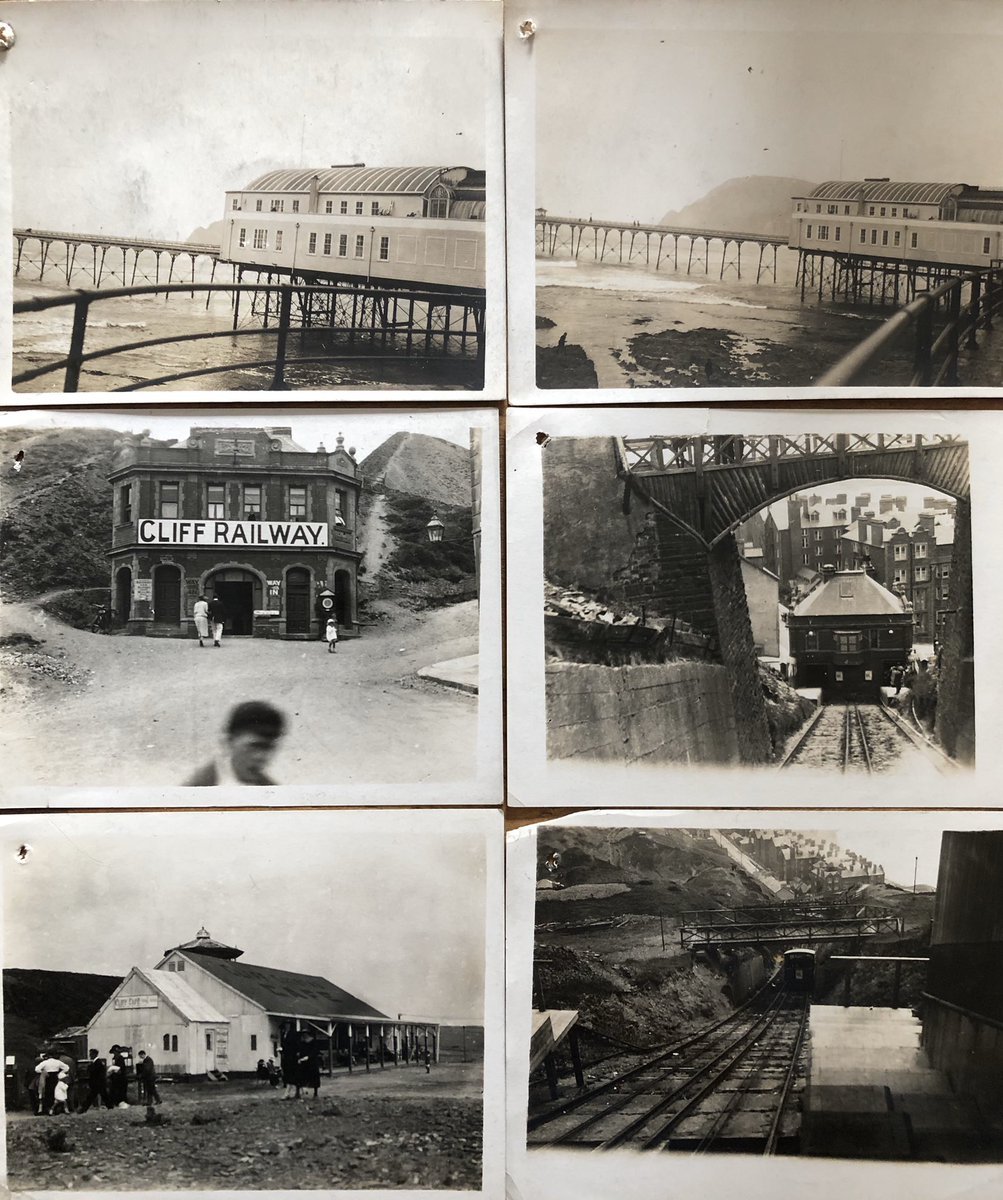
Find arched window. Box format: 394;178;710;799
163;1034;170;1052
427;185;450;219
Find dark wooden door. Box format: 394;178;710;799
154;565;181;625
286;568;311;634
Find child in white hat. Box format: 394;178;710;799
325;618;338;654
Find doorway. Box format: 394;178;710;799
335;568;353;626
285;567;311;634
115;567;132;623
153;565;181;625
206;568;262;636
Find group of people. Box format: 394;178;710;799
28;1045;160;1115
192;594;227;647
278;1025;323;1100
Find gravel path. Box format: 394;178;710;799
0;598;479;789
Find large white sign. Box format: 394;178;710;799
114;995;158;1010
138;519;329;548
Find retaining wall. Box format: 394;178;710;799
546;660;741;765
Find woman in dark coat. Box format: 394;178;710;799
106;1046;128;1106
297;1031;321;1099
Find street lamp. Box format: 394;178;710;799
425;515;445;543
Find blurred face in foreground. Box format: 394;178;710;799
228;730;280;781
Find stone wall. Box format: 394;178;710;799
935;497;975;762
707;536;774;763
546;660;741;765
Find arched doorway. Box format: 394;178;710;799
334;569;353;626
206;568;262;636
285;567;312;635
115;566;132;623
153;564;181;626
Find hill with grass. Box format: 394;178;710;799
659;175;817;238
0;426;120;604
359;432;472;510
3;968;122;1064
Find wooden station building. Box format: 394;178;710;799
84;928;439;1077
107;425;362;639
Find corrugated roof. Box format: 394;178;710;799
792;570;906;618
243;166;464;195
182;953;387;1021
138;968;230;1024
807;181;964;206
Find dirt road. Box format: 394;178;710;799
0;599;481;791
7;1064;483;1190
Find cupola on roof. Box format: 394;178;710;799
164;927;244;961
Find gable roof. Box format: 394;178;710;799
791;570;906;619
89;967;228;1030
175;953;387;1021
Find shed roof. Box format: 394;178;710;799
805;181;965;206
242;166;469;195
178;953;387;1021
126;967;229;1024
791;569;906;618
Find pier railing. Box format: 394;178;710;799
815;266;1003;387
13;280;485;392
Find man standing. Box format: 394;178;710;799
208;594;226;647
136;1051;161;1106
78;1049;110;1112
184;701;287;786
193;594;210;648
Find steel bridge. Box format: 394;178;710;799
536;214;786;282
680;902;903;951
14;228;224;289
615;433;970;547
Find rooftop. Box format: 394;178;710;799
803;181;966;206
164;927;243;961
791;569;907;619
241;165;477;196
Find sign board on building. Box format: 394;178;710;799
137;520;329;548
134;579;153;601
114;995;159;1010
214;1028;229;1064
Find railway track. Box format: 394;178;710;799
780;702;930;772
528;978;809;1153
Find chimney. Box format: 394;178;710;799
821;563;836;579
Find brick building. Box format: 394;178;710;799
107;426;362;639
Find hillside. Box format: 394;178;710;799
0;426;121;603
187;219;225;247
659;175;817;238
3;968;122;1064
359;432;472;510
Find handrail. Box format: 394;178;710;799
816;266;1003;386
13;280;485;391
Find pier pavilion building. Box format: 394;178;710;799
85;927;439;1077
789;181;1003;304
221;164;486;293
107;425;362;639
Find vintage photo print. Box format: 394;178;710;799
507;408;1002;808
507;809;1003;1198
3;0;504;398
505;0;1003;402
0;406;502;806
1;807;504;1196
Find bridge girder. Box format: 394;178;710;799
617;434;969;547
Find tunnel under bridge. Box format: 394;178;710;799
606;434;974;764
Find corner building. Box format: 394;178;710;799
108;426;361;638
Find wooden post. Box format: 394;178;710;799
347;1024;353;1073
543;1053;559;1101
392;1026;399;1067
364;1025;371;1073
64;294;91;393
569;1027;585;1090
892;960;903;1010
379;1026;385;1070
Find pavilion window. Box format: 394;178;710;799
243;484;262;520
159;482;179;519
207;484;225;519
355;235;365;258
289;486;307;520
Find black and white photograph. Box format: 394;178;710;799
506;811;1003;1197
5;0;504;397
505;0;1003;400
1;807;504;1194
0;407;502;804
506;409;999;807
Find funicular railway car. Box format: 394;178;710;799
783;949;816;996
786;566;913;700
221;164;486;293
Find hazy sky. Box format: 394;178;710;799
3;811;489;1022
534;0;1003;221
0;407;472;464
8;0;492;240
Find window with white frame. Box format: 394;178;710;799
238;227;247;247
307;232;317;254
323;233;332;255
289;486;306;520
243;484;262;520
914;564;929;582
893;543;908;560
253;228;267;249
275;230;283;251
231;198;239;211
270;199;284;213
207;484;225;519
338;234;348;257
914;541;928;559
255;199;263;212
160;482;180;519
371;202;380;216
893;567;907;585
325;200;333;214
379;236;390;260
859;228;867;244
355;201;364;215
355;234;365;258
292;200;300;213
340;201;348;214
